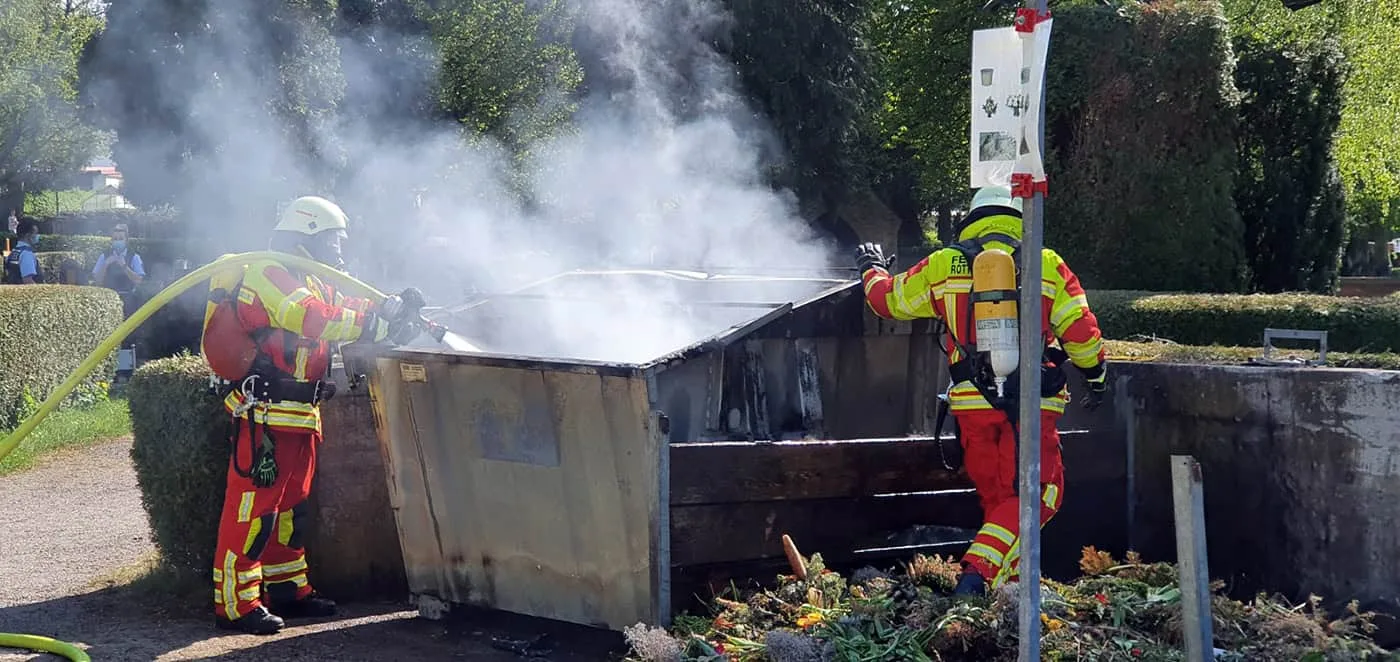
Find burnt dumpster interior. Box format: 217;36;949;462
396;268;1121;622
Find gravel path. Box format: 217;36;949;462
0;437;627;661
0;438;154;608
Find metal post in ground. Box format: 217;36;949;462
1171;454;1215;662
1015;0;1049;659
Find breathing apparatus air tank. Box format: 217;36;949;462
972;248;1020;398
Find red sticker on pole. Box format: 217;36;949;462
1010;172;1048;199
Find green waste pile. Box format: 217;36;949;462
624;547;1397;662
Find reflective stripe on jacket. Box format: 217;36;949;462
860;214;1105;413
215;257;385;431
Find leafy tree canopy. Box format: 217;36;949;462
0;0;105;209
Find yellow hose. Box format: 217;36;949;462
0;251;390;661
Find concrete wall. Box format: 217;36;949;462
1110;363;1400;622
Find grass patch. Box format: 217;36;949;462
1105;339;1400;370
0;397;132;475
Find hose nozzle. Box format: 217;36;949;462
421;317;448;343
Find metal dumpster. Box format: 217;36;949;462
368;267;1107;630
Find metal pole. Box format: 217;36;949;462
1016;0;1049;658
1171;455;1215;662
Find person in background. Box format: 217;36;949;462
92;223;145;293
7;209;17;235
3;219;43;284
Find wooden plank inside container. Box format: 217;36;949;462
669;437;970;506
669;491;982;567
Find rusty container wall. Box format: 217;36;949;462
372;350;666;630
304;363;409;600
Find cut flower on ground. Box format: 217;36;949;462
624;547;1398;661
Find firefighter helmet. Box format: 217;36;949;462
274;196;349;237
970;185;1024;215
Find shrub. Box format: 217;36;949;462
1088;289;1400;353
127;353;226;577
38;207;182;237
34;252;88;284
0;285;123;427
0;234;210;273
1045;2;1245;292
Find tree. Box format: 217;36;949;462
1223;0;1400;257
79;0;345;244
1233;34;1347;293
867;1;1009;213
0;0;105;214
716;0;882;220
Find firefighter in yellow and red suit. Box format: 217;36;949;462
855;185;1108;597
204;195;423;634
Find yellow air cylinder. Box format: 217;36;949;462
972;248;1020;397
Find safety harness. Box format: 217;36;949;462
930;231;1070;470
208;274;338;488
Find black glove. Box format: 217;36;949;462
1081;362;1108;411
854;242;891;275
386;317;422;345
380;286;426;324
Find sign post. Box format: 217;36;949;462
970;4;1052;661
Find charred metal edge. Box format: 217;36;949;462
645;371;673;627
640;280;861;373
386;346;644;378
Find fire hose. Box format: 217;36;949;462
0;250;461;662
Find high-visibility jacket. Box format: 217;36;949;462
860;213;1106;414
213;257;388;433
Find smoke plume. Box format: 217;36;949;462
90;0;843;363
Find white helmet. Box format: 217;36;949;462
273;195;349;268
275;196;349;237
970;185;1024;215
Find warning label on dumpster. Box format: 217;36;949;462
400;362;427;383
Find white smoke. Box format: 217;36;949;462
98;0;844;363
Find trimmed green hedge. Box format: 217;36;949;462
1089;290;1400;353
34;252;87;284
128;354;226;576
1;234;199;273
0;285;123;427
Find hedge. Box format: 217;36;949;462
1045;2;1244;292
0;285;123;428
34;252;87;284
30;207;182;237
1088;289;1400;353
2;234;207;275
128;354;227;577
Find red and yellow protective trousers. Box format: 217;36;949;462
207;258;386;620
860;213;1106;588
955;409;1064;586
214;422;321;619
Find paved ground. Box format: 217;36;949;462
0;438;627;661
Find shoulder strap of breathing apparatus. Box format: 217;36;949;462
939;232;1068;425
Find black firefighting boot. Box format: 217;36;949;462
953;569;988;598
268;590;338;620
215;605;285;635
